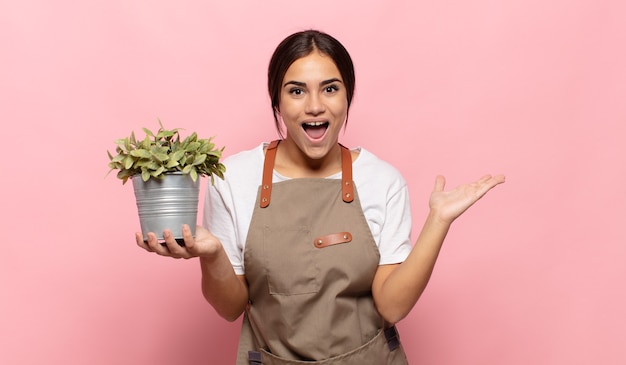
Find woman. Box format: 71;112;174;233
137;30;505;364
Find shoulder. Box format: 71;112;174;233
208;143;267;200
348;146;412;264
215;143;266;186
222;143;266;174
352;147;407;192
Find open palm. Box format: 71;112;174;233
429;174;505;224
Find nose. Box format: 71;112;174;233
305;93;325;115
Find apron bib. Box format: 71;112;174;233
236;140;408;364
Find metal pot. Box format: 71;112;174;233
132;172;199;243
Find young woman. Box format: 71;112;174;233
137;30;505;364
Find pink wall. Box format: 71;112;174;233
1;0;625;364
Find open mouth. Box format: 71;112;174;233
302;121;329;140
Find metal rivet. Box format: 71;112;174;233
343;234;348;239
345;181;350;185
262;197;267;202
263;184;269;189
345;193;351;198
317;240;323;245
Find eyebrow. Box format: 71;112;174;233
283;78;343;88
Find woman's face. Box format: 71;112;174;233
278;51;348;163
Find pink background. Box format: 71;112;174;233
1;0;625;364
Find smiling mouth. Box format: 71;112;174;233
302;121;329;140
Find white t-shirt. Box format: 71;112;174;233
204;143;413;275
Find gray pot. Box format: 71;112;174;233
132;172;199;243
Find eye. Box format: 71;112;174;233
289;88;304;96
324;84;339;94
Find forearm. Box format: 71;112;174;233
199;246;249;322
375;211;451;324
374;173;505;323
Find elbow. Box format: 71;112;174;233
201;290;247;322
375;296;415;325
220;309;244;322
378;308;408;326
208;300;246;322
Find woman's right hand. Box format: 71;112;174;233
136;224;222;259
137;224;249;320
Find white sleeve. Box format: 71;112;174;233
203;176;246;275
352;148;412;265
378;182;413;265
202;145;267;275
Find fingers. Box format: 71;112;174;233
477;174;492;184
161;229;192;259
473;174;506;200
433;175;446;192
434;174;505;193
142;231;171;256
135;229;194;259
136;232;149;250
181;224;197;252
492;174;506;184
479;174;506;189
431;173;505;204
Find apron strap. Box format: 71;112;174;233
340;143;354;203
260;140;280;208
384;325;401;351
248;350;263;364
260;140;354;208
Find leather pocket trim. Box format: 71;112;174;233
313;232;352;248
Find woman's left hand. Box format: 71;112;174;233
429;174;505;225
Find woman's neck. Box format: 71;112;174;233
273;141;342;178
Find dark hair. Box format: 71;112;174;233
267;30;356;136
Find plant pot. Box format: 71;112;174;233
132;172;199;244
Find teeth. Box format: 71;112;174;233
304;121;327;127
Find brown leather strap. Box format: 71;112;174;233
260;140;280;208
340;144;354;203
260;141;354;208
313;232;352;248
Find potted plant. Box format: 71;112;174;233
107;120;226;244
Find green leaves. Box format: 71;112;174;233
130;149;151;159
107;121;226;185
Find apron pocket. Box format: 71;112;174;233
263;225;320;295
